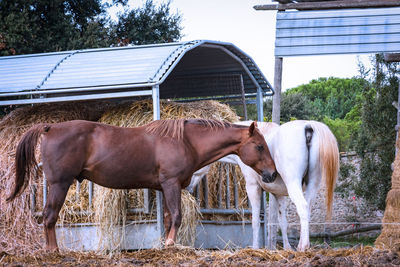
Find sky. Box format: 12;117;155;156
110;0;373;91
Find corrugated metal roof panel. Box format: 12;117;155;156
0;53;70;92
0;40;273;105
41;44;182;89
275;7;400;57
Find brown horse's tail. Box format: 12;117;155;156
6;124;49;202
309;121;340;221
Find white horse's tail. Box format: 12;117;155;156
309;121;340;221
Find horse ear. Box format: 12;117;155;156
249;121;256;136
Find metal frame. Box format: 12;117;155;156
191;164;253;216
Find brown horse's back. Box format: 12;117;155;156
41;120;192;190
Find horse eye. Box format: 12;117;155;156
256;145;264;152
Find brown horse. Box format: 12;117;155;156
7;119;277;250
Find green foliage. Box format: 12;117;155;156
111;0;182;45
323;116;360;152
287;77;366;120
353;55;399;210
0;0;182;56
0;0;106;55
264;93;317;122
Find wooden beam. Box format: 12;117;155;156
384;53;400;63
254;0;400;11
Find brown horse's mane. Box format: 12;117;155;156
145;118;238;140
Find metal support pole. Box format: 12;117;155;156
143;188;150;214
272;57;282;123
239;75;248;120
203;175;209;209
43;175;47;209
153;85;164;243
233;172;239;209
218;164;223;208
76;181;81;201
256;87;264;122
88;181;93;209
226;165;231;209
153;85;160;121
30;185;36;214
268;56;283;249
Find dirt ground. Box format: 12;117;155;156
1;246;400;267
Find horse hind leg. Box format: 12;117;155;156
43;180;72;251
286;181;310;251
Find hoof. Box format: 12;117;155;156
45;246;59;253
165;238;175;247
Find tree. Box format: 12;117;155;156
287;77;366;120
111;0;182;46
0;0;182;56
264;92;316;122
353;54;399;210
0;0;110;55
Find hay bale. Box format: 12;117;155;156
0;102;109;254
375;132;400;250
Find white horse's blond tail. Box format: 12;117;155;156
312;121;340;221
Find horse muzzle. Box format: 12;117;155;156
262;170;278;183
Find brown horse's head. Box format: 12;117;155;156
238;121;278;183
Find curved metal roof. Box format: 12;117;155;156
0;40;273;105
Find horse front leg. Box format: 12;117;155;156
160;179;182;246
162;194;172;241
245;181;262;249
43;181;71;251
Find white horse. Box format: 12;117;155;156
187;120;339;251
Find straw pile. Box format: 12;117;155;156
3;246;399;266
0;102;109;254
375;132;400;250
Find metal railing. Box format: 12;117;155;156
192;163;252;216
31;165;152;217
31;162;251;219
